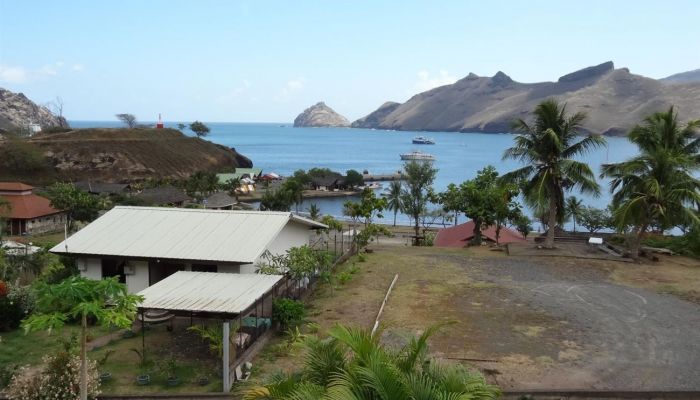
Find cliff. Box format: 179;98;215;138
293;102;350;127
353;62;700;136
0;87;67;132
0;128;252;184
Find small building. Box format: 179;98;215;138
50;206;327;293
204;191;237;210
0;182;67;236
134;186;191;206
310;174;345;191
435;220;525;247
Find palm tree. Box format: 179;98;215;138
565;196;584;232
307;203;320;220
226;177;243;202
502;99;606;248
601;107;700;259
242;324;500;400
385;181;403;227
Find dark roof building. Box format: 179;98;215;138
435;220;525;247
135;186;191;206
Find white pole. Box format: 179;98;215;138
64;223;69;253
222;321;230;391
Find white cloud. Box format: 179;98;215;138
0;62;85;84
276;77;306;101
413;69;457;92
0;65;29;83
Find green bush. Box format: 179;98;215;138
0;296;23;331
642;230;700;258
272;298;305;329
0;140;49;173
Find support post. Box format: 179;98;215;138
223;320;231;391
140;309;145;359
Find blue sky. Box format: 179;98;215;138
1;0;699;122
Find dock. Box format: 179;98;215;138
362;172;404;182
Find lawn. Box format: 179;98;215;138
1;322;223;394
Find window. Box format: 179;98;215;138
101;259;126;283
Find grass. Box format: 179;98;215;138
1;322;222;394
0;324;111;367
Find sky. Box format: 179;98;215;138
1;0;699;123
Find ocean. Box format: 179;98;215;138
69;121;640;227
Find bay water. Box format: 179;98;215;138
70;121;640;227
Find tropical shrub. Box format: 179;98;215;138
272;298;305;329
243;324;500;400
6;351;100;400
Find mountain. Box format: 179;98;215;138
0;128;252;184
351;101;401;128
0;88;67;132
661;69;700;84
294;102;350;127
353;62;700;136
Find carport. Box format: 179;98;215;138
136;271;285;391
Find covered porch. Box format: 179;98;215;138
136;271;286;391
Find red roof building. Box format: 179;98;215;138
0;182;66;236
435;220;525;247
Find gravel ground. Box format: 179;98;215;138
458;255;700;390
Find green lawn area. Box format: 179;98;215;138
1;324;111;367
1;322;223;394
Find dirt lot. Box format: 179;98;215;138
252;244;700;391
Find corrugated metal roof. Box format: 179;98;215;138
138;271;283;314
51;206;326;263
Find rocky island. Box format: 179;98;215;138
352;62;700;136
293;101;350;127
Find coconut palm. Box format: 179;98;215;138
385;181;403;227
565;196;584;232
225;177;243;202
502;99;606;248
307;203;320;220
601;107;700;259
242;324;500;400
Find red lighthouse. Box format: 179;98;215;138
156;113;164;129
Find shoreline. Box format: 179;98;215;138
239;189;362;202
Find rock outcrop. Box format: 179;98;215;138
293;102;350;127
352;62;700;136
0;88;67;132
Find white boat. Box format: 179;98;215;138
400;151;435;161
366;182;383;190
412;136;435;144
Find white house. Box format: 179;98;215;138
51;206;327;293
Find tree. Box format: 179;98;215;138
177;123;186;131
115;113;137;128
48;96;68;128
601;107;700;259
565;196;584;232
243;324;500;400
458;166;521;245
400;160;437;245
189;120;210;138
344;169;364;188
307;203;320;220
282;178;305;212
502;99;606;248
185;171;219;200
384;180;403;227
224;177;243;202
578;206;611;233
435;183;463;226
45;183;100;230
344;189;387;252
260;188;293;211
22;276;143;400
513;214;533;238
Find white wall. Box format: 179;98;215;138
80;258;102;280
126;260;149;294
251;221;312;272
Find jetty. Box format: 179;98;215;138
362;172;404;182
